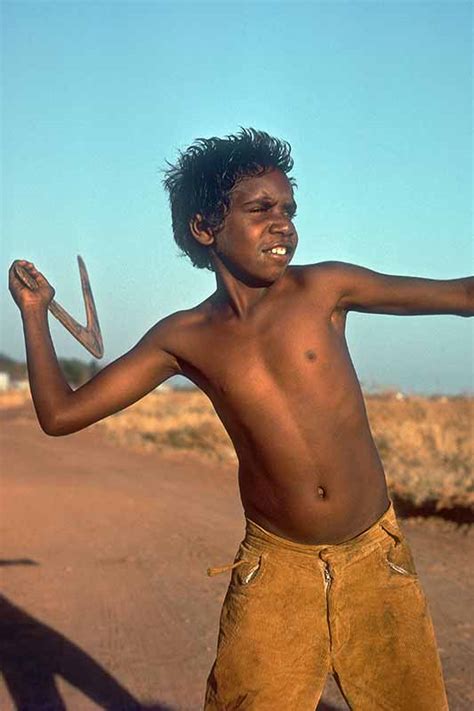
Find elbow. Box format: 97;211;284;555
41;420;68;437
36;395;85;436
45;429;66;437
41;415;79;437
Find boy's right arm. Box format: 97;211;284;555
9;260;181;436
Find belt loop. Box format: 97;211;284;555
318;548;329;563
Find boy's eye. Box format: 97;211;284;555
248;204;297;217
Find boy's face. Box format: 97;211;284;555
210;168;298;285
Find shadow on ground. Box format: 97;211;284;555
0;559;39;567
392;494;474;525
0;594;174;710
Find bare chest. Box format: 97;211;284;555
181;303;355;408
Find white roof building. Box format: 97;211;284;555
0;372;11;391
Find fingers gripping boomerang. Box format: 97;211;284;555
14;256;104;359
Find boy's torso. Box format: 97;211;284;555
164;264;389;544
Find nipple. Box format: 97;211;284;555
305;350;317;361
317;486;326;499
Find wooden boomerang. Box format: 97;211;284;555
14;256;104;359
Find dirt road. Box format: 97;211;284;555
1;403;472;710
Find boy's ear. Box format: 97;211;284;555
189;214;215;246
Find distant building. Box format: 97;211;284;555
0;372;10;391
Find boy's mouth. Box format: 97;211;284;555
262;244;293;260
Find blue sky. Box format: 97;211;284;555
2;0;472;394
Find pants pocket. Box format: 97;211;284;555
380;523;419;579
207;544;268;589
235;553;265;586
210;549;269;659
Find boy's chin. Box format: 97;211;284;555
213;254;289;288
245;266;288;288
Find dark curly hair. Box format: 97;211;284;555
163;128;295;271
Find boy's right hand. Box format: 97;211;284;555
9;260;56;313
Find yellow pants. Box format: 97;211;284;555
204;501;448;710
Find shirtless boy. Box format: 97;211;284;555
10;129;472;710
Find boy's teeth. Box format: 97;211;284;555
270;247;286;255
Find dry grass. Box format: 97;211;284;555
95;388;472;514
366;394;472;513
0;388;32;409
96;389;237;463
3;386;472;514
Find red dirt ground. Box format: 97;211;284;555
1;403;472;710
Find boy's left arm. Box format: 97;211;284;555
320;262;474;317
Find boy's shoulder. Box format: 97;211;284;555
291;260;352;282
287;260;368;316
289;260;352;297
146;300;213;351
150;306;206;337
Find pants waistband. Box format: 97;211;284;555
244;500;400;559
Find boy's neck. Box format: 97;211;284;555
212;263;274;320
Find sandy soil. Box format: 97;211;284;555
0;403;472;710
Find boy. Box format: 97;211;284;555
10;129;472;710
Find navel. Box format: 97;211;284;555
305;349;317;361
317;486;326;499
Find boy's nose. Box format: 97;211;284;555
269;219;295;236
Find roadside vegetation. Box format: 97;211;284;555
2;387;471;520
95;389;473;519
